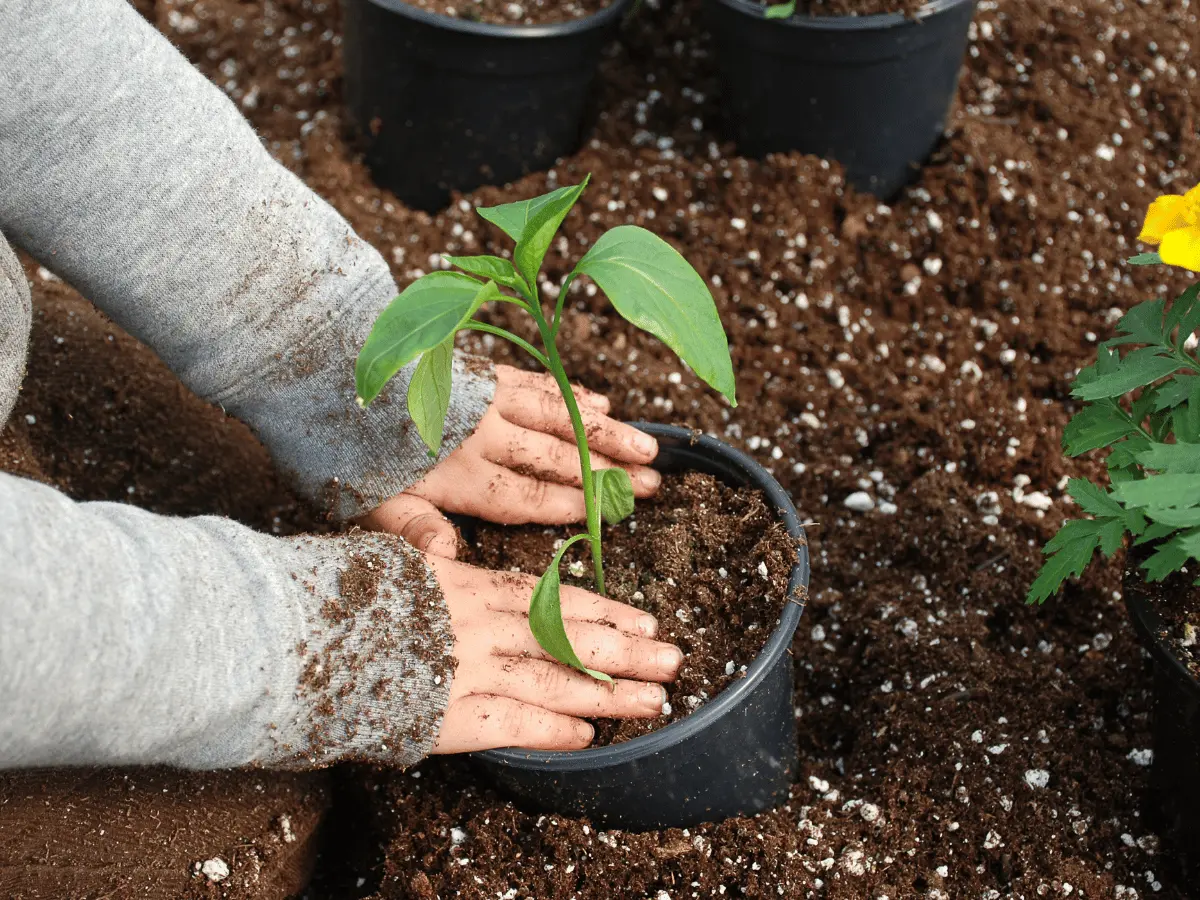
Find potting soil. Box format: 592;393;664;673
3;0;1197;895
396;0;614;27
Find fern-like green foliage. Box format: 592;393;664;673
1029;280;1200;603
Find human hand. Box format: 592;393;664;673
425;556;681;753
361;364;662;556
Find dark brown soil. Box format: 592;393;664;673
3;0;1198;895
1125;556;1200;679
0;768;330;900
466;472;799;743
759;0;926;18
398;0;613;27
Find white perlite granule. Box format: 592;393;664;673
1024;769;1050;789
201;858;230;882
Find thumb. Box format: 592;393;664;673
359;493;459;559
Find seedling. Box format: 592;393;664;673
355;177;736;678
1028;215;1200;603
764;1;796;17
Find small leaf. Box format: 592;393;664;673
1151;374;1196;411
529;534;612;682
1062;403;1139;455
1128;252;1164;266
1175;378;1200;443
1066;478;1125;518
1071;346;1181;401
1165;284;1200;344
407;338;454;456
576;225;736;405
1115;472;1200;509
444;255;528;293
477;184;582;243
513;178;591;288
1108;297;1166;346
356;273;497;406
1027;519;1103;605
1136;441;1200;474
1141;527;1200;580
1177;289;1200;351
1097;517;1128;557
594;468;635;525
1135;521;1178;546
764;0;795;16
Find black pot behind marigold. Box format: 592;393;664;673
341;0;632;212
1124;561;1200;880
703;0;976;199
474;423;810;831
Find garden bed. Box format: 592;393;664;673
2;0;1197;894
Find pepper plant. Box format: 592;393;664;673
1027;184;1200;603
355;177;737;678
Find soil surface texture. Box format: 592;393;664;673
3;0;1198;895
0;768;330;900
467;472;799;744
756;0;926;18
398;0;614;27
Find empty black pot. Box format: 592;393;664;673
341;0;632;212
475;423;810;831
1124;565;1200;880
703;0;976;198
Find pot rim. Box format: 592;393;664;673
1125;568;1200;697
352;0;634;39
477;422;809;773
710;0;974;30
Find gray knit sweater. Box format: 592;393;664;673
0;0;496;769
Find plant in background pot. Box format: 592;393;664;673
356;179;810;829
1028;184;1200;876
341;0;632;212
703;0;976;198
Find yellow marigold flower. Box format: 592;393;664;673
1139;184;1200;271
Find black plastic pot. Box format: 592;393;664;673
1125;566;1200;880
475;423;810;831
703;0;976;198
341;0;631;212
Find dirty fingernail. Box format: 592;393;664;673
575;722;595;743
639;684;666;706
657;646;683;671
637;614;659;636
632;432;657;456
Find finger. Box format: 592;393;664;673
496;388;657;464
486;611;682;681
496;364;610;411
476;657;666;719
358;494;458;559
482;418;661;497
445;563;658;636
430;694;593;754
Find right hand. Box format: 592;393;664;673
425;555;682;754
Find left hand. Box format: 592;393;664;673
360;365;661;557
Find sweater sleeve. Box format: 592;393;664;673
0;0;495;521
0;471;455;770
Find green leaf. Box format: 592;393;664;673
764;0;796;15
1165;284;1200;344
1027;518;1104;605
1115;472;1200;509
1066;478;1125;518
1106;297;1166;347
529;534;611;682
594;468;635;525
1177;289;1200;351
1128;252;1163;266
1151;374;1196;411
513;178;591;288
575;225;737;405
407;338;454;456
444;255;528;293
1175;379;1200;443
1135;521;1178;546
1143;506;1200;528
1071;346;1181;401
1141;527;1200;580
1137;441;1200;474
1062;403;1140;455
356;274;499;405
477;184;582;243
1097;517;1129;557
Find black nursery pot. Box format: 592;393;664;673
341;0;631;212
1124;568;1200;879
703;0;976;198
475;423;810;831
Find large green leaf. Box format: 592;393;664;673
513;178;590;288
594;468;635;525
1062;403;1140;456
356;274;498;405
1066;478;1125;519
529;534;611;682
575;225;737;405
477;184;582;242
1105;297;1166;347
1137;441;1200;474
444;255;528;293
1115;472;1200;509
1027;518;1104;605
1142;527;1200;580
407;338;454;456
1071;346;1181;401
